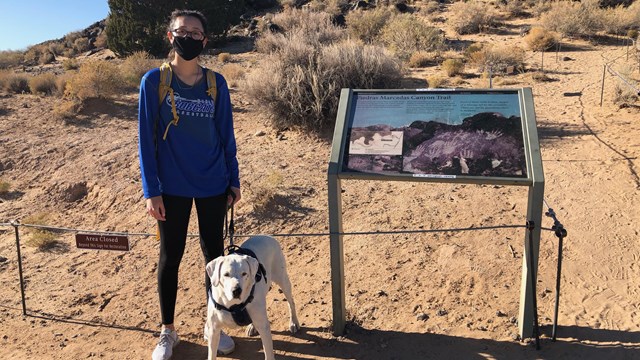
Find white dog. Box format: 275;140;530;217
205;235;300;360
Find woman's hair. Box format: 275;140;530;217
168;9;208;34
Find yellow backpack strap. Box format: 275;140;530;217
205;67;217;102
158;62;180;140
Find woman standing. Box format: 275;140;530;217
137;9;240;360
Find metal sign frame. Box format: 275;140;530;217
327;88;544;339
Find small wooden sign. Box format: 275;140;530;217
76;233;130;252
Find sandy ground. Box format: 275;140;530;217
1;8;639;360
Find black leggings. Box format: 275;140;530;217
157;193;227;325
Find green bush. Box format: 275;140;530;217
379;14;445;61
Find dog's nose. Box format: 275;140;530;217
232;287;242;299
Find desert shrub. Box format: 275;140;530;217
612;82;638;105
540;0;602;38
628;29;639;40
525;27;559;52
63;31;83;48
379;14;445;60
218;52;232;63
62;58;79;71
250;170;283;212
346;7;394;44
499;0;528;19
73;38;90;54
22;213;58;250
221;64;245;87
94;31;108;48
442;58;464;77
29;73;57;95
39;52;55;65
65;60;124;100
55;73;71;96
245;38;402;131
121;51;158;88
48;42;65;56
23;47;41;65
0;50;24;69
427;74;447;88
53;99;83;119
4;73;30;94
256;8;344;54
467;44;525;74
600;4;638;36
449;0;498;34
0;180;10;194
407;51;439;68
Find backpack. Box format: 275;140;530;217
157;62;218;141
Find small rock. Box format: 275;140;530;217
511;333;520;341
496;310;507;317
0;256;7;263
254;130;266;136
416;313;429;321
436;309;448;316
478;325;488;331
509;316;517;324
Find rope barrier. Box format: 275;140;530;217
1;221;554;239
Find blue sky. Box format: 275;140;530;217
0;1;109;51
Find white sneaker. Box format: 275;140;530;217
152;328;179;360
203;323;235;355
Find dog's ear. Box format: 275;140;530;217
206;257;224;287
245;256;259;280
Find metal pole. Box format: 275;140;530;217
526;221;541;350
552;233;564;341
11;220;27;316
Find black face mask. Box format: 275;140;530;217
172;36;204;61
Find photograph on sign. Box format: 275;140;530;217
342;91;527;179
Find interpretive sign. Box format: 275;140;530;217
344;91;527;179
76;233;130;251
328;88;544;340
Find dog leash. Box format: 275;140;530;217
224;188;236;248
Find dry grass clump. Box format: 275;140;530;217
65;60;124;100
29;73;57;95
449;0;498;35
121;51;158;88
441;58;464;77
53;99;83;120
524;27;559;52
250;170;283;212
612;83;639;106
466;44;525;74
379;13;445;61
346;7;394;44
221;64;245;87
0;180;10;195
427;74;447;88
22;213;59;250
218;52;232;63
0;50;24;69
62;58;79;71
499;0;528;19
407;51;440;68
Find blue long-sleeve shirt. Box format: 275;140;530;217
138;67;240;199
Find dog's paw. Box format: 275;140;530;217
246;324;258;337
289;322;300;334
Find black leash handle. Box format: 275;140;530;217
224;187;237;248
